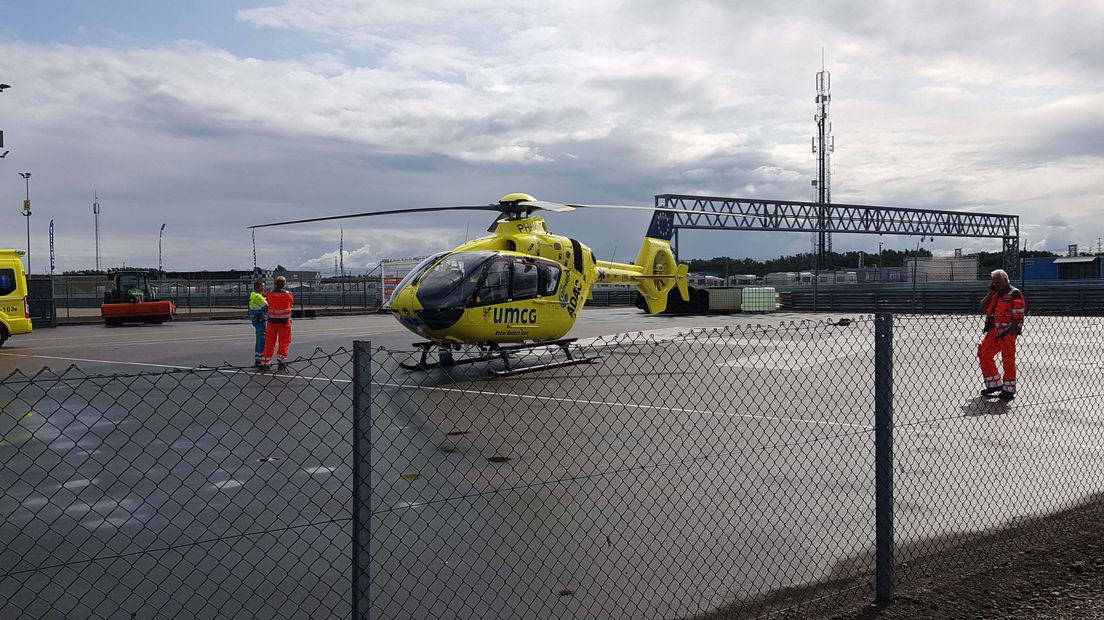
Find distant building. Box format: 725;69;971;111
688;274;725;288
903;257;979;282
1023;256;1104;280
163;269;322;282
1023;257;1059;280
725;274;758;286
764;272;797;286
1053;256;1103;280
164;269;255;280
271;269;322;283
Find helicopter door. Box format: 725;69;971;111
511;261;538;300
477;259;511;304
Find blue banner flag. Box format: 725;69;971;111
49;219;55;274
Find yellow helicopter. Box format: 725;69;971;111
251;193;690;375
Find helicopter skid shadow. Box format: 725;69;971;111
962;395;1012;417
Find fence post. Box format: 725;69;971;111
874;313;895;603
352;341;373;620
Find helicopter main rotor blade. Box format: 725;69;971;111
248;205;502;229
518;200;576;213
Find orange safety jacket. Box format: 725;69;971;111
982;285;1024;334
266;289;295;324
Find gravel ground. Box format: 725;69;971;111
695;494;1104;620
821;495;1104;619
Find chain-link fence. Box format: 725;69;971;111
1;351;354;619
4;311;1104;618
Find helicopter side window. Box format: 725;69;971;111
478;259;511;304
537;261;561;296
512;260;539;300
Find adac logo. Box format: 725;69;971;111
566;279;583;318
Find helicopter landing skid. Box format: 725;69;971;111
398;343;494;371
487;339;600;377
397;339;599;376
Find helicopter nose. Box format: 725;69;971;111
391;286;466;332
390;286;420;321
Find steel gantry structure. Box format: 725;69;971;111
656;194;1021;278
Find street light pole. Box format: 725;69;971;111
878;241;884;283
158;223;166;273
19;172;31;274
0;83;10;160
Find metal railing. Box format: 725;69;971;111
32;277;637;326
3;311;1104;618
782;280;1104;314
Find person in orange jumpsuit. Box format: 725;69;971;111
978;269;1025;400
260;275;295;372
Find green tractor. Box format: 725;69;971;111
101;270;176;326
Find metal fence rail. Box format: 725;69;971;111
4;312;1104;618
46;277;386;324
781;280;1104;314
32;277;636;325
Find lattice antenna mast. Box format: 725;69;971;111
812;52;835;270
339;228;345;277
93;191;101;271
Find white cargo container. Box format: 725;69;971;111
764;272;797;286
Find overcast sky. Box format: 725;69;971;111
1;0;1101;274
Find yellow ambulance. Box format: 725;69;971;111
0;249;33;347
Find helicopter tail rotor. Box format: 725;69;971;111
632;238;689;314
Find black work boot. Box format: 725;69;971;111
998;390;1015;401
277;361;288;372
981;385;1003;397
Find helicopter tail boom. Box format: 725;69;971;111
594;236;689;314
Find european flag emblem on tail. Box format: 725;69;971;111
646;209;675;241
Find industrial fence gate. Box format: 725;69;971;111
3;311;1103;618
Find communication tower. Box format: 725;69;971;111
812;54;835;271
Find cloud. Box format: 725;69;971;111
2;1;1104;274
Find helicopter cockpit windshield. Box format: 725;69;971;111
389;251;448;306
413;251;497;309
